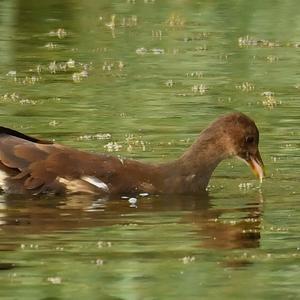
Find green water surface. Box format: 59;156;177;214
0;0;299;299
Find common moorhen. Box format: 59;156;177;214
0;112;264;195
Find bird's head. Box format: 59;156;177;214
215;113;265;182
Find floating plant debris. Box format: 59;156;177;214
48;28;67;39
180;256;195;264
136;47;147;55
66;59;75;68
102;60;125;72
104;142;123;152
238;36;279;47
48;61;57;74
78;133;111;141
182;32;209;42
47;277;62;285
136;48;165;55
6;70;17;77
266;55;279;62
44;42;58;49
97;241;112;248
191;84;207;95
49;120;58;127
238;182;254;190
120;15;138;27
95;259;104;266
165;79;175;87
125;134;147;152
72;70;88;83
235;82;255;92
0;93;37;105
185;71;203;78
152;30;162;39
261;92;280;109
261;91;274;97
166;14;185;27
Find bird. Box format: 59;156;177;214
0;112;264;196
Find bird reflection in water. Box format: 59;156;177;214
187;195;262;250
185;193;263;268
0;192;263;268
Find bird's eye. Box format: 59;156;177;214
245;136;254;144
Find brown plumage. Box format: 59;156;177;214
0;112;264;196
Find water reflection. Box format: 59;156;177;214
190;195;262;250
1;0;300;298
0;192;262;252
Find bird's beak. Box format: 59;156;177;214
246;151;265;183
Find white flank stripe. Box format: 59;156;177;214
81;176;109;192
0;170;8;192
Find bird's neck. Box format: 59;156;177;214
160;128;231;193
181;127;230;170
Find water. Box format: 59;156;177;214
0;0;300;299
